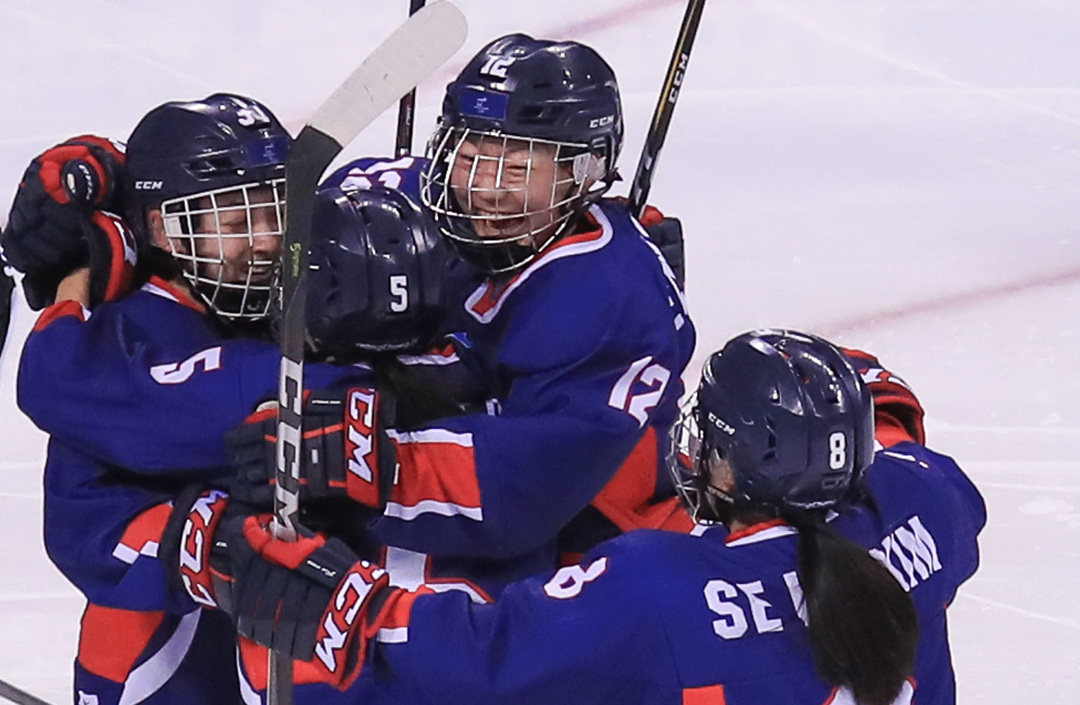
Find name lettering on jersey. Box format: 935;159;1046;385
869;515;942;592
543;557;608;599
702;517;943;642
149;346;223;384
608;356;671;427
346;388;378;483
704;579;785;639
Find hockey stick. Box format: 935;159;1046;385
394;0;428;157
627;0;707;217
270;3;467;704
0;266;13;357
0;677;51;705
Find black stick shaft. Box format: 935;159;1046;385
394;0;428;156
628;0;707;218
268;125;343;705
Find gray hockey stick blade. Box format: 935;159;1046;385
309;0;467;150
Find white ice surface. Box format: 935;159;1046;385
1;0;1078;702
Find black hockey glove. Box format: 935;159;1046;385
1;135;132;309
225;388;397;511
841;347;926;447
638;208;685;291
229;514;391;689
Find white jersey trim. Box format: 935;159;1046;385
376;627;409;644
112;539;160;565
427;582;490;604
237;650;260;705
385;499;483;522
141;281;180;303
117;608;200;705
465;204;614;324
396;351;460;366
386;428;474;447
726;524;798;547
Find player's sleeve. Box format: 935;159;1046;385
355;541;676;705
368;273;692;558
42;439;196;614
863;443;987;599
18;293;369;472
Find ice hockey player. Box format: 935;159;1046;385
1;94;315;705
10;130;451;705
211;35;698;693
223;329;985;705
287;32;697;570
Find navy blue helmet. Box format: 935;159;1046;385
123;93;291;320
306;186;449;360
420;34;624;274
669;330;875;521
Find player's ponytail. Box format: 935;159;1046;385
785;510;918;705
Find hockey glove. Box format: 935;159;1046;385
225;388;397;511
842;348;926;447
641;213;685;292
229;515;391;688
1;136;132;309
159;486;260;614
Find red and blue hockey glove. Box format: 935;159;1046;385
228;515;391;688
225;388;397;511
1;135;134;309
842;348;926;447
159;486;260;614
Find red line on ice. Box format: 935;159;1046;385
821;267;1080;337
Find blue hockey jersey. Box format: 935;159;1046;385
325;158;698;567
25;158;697;603
20;156;696;704
23;276;374;705
340;442;986;705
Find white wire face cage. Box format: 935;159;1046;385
667;395;709;522
420;124;609;273
160;179;285;320
666;395;736;524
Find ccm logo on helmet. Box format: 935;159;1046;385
134;180;164;190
